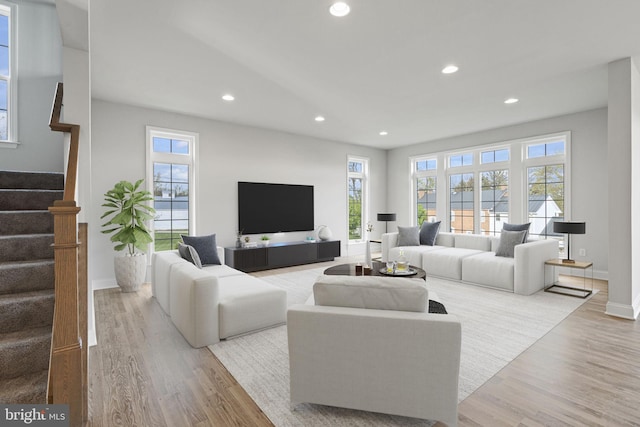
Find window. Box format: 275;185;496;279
480;170;508;235
348;157;368;242
410;132;569;241
527;164;564;238
525;139;566;239
481;148;509;164
0;3;15;142
449;173;474;234
413;157;437;225
449;153;473;168
147;127;198;251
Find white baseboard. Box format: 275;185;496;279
605;300;640;320
88;328;97;347
88;278;118;348
92;278;118;290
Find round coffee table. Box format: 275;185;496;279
324;261;426;281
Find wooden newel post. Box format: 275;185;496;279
48;200;83;427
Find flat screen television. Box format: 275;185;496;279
238;181;314;234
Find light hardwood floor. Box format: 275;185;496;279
89;258;640;426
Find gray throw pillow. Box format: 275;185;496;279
502;223;531;243
419;221;441;246
181;234;221;265
178;243;203;269
397;226;420;246
495;230;527;258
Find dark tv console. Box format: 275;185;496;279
224;240;341;273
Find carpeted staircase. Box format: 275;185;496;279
0;170;63;403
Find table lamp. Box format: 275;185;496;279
553;221;586;264
377;213;396;234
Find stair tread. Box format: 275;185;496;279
0;289;54;301
0;233;54;239
0;259;55;268
0;370;48;404
0;210;51;213
0;325;52;343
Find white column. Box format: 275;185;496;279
606;57;640;319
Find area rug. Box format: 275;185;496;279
209;267;594;426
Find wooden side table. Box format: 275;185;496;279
544;259;593;298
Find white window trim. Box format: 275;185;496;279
0;1;17;146
347;155;369;244
411;155;438;226
146;126;199;253
410;131;571;235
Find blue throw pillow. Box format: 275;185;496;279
181;234;221;265
419;221;441;246
502;223;531;243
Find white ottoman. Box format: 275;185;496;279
218;275;287;339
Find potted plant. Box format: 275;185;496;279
101;179;156;292
261;235;270;246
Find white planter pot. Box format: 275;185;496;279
114;254;147;292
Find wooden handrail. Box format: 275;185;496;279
49;82;80;203
47;82;87;427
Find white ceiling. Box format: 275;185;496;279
90;0;640;150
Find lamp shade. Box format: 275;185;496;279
553;221;586;235
377;213;397;222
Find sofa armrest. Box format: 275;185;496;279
381;232;399;262
514;239;559;295
287;305;461;425
169;262;221;347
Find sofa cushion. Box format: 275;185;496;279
422;247;483;280
313;275;428;312
462;251;515;291
178;243;202;268
152;250;190;314
502;223;531;242
419;221;441;246
218;275;287;339
181;234;222;265
435;232;455;247
495;230;527;258
397;226;420;246
389;245;444;267
454;233;492;251
201;264;246;278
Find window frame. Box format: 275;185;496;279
146;126;198;253
0;1;17;146
410;131;570;240
347;155;369;243
412;156;438;226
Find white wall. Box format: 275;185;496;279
387;108;609;277
0;1;64;172
89;99;387;286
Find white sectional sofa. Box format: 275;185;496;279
152;248;287;347
382;231;558;295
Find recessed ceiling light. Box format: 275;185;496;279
222;94;235;101
441;65;459;74
315;116;325;122
329;2;350;17
504;98;519;104
379;131;388;136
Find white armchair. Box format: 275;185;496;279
287;275;462;426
